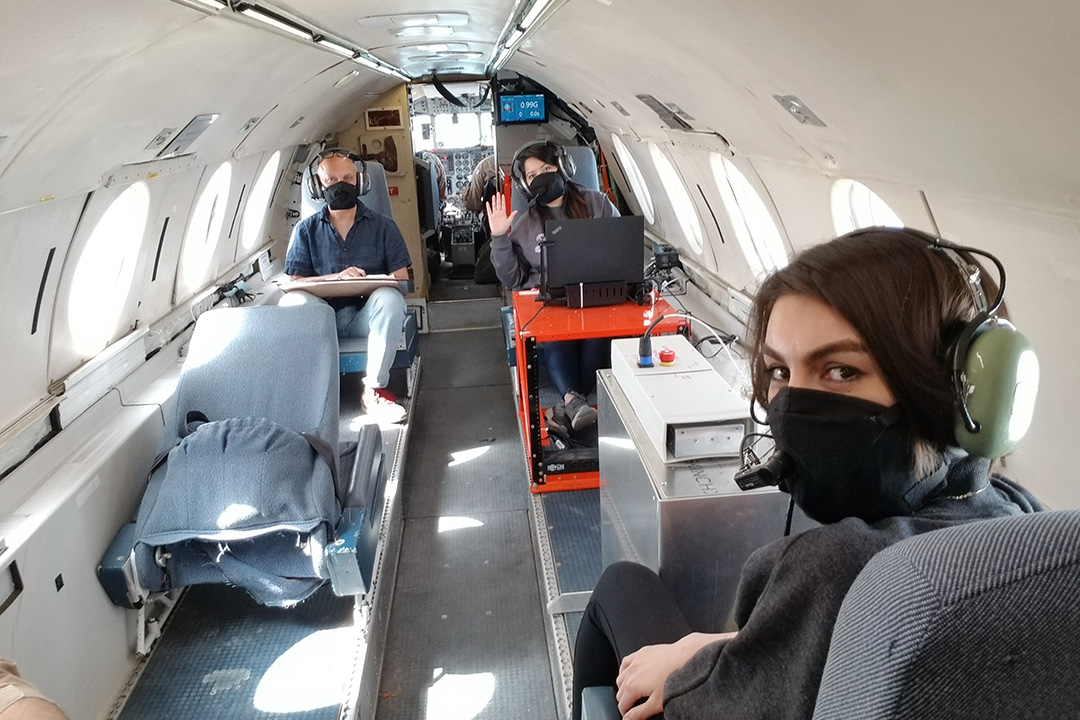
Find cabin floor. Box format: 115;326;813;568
108;264;603;720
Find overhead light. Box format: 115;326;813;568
240;6;312;40
505;28;524;48
316;37;356;57
396;26;453;37
494;46;514;70
334;70;360;88
520;0;554;29
353;55;380;70
401;15;440;27
190;0;227;9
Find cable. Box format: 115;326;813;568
784;496;795;537
518;303;547;336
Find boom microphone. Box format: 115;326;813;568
734;450;794;491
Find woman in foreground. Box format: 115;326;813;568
572;227;1044;720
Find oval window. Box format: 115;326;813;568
179;161;232;297
240;151;282;251
831;178;903;234
68;182;150;356
648;143;703;254
710;154;788;280
609;133;654;224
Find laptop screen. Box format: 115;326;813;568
540;215;646;303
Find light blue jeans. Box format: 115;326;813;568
335;286;407;389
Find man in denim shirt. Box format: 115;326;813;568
286;150;411;422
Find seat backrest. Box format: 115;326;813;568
300;158;394;220
414;154;441;235
170;304;339;451
813;509;1080;720
509;144;601;214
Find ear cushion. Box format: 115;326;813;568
511;142;576;201
306;152;368;201
953;321;1039;458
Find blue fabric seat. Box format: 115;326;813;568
98;305;394;608
813;509;1080;720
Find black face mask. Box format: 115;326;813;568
529;171;566;205
324;181;359;210
766;387;947;524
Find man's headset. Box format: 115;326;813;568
305;148;370;201
510;141;576;202
735;228;1039;491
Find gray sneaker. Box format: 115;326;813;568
565;391;597;431
545;400;571;440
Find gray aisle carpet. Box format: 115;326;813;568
375;325;557;719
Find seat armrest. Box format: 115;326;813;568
581;686;620;720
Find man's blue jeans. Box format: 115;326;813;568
335;286;406;389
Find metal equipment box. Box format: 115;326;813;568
597;370;815;632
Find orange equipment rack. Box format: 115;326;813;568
511;289;686;493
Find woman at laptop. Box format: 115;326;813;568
487;141;619;435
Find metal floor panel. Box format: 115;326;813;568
542;490;602;595
117;585;354;720
418;328;509;392
427;273;503;302
404;384;530;519
375;511;557;720
427;298;505;332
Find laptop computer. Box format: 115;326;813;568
539;215;646;306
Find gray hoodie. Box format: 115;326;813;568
490;186;618;291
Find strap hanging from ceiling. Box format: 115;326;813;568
431;74;491;109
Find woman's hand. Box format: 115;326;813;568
616;632;735;720
485;192;517;237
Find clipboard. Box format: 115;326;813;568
277;275;408;299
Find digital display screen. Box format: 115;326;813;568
498;93;548;124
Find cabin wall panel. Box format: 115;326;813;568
0;198;83;432
530;0;1080;218
928;193;1080;510
47;183;158;384
0;394;161;719
133;171;205;331
0;13;363;216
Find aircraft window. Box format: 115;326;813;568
240;151;282;251
412;114;435;152
68;182;150;356
178;161;233;297
480;112;494;146
609;133;654;224
831;178;903;234
648;142;703;253
433;113;481;149
710;154;789;280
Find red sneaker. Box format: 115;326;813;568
362;387;406;423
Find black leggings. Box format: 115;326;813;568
572;562;692;720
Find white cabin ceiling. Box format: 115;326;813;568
1;0;1079;217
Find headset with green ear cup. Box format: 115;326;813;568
924;234;1040;458
510;141;577;201
306;147;370;201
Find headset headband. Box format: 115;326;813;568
306;147;368;201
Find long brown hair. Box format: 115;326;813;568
747;227;1004;459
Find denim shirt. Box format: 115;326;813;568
285;202;412;280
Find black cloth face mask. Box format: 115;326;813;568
765;387;947;524
324;181;359;210
529;171;566;205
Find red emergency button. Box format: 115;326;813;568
659;348;676;366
